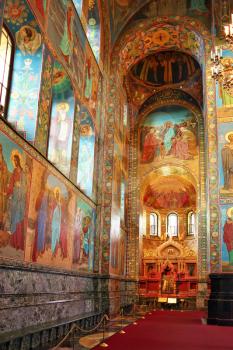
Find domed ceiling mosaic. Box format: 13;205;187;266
130;51;200;87
143;175;196;210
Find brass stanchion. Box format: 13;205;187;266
141;305;145;319
147;303;152;315
153;298;156;311
99;317;109;348
133;303;138;325
119;308;126;334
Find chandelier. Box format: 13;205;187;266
211;46;223;80
224;14;233;45
211;0;223;80
211;64;223;81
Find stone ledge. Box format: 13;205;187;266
0;311;103;349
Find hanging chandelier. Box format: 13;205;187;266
211;0;223;80
211;64;223;81
224;14;233;45
211;46;223;80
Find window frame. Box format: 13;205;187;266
187;211;196;236
167;212;179;237
149;212;160;237
0;23;15;118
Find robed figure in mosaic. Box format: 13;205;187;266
223;207;233;266
6;151;27;250
222;132;233;191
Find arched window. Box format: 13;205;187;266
188;211;196;235
167;213;178;237
150;213;159;236
0;25;13;116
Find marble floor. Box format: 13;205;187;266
49;314;142;350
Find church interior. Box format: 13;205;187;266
1;0;233;349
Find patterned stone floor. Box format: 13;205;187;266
49;315;139;350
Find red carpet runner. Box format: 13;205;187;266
94;310;233;350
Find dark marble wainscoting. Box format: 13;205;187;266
207;273;233;326
0;262;137;349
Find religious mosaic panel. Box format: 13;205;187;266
131;51;200;86
0;120;97;273
83;44;100;120
139;105;199;176
4;0;43;143
221;204;233;272
72;197;96;272
47;61;75;177
47;0;86;95
0;129;32;260
28;163;73;269
77;106;95;198
218;122;233;197
34;46;54;156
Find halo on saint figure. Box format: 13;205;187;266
53;186;61;199
15;25;42;55
56;102;70;112
227;207;233;219
225;131;233;142
10;149;24;168
80;124;93;136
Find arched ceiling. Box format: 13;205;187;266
143;174;196;210
125;51;202;108
107;0;212;45
131;51;200;87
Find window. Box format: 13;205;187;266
150;213;159;236
188;211;196;235
0;26;13;116
167;213;178;237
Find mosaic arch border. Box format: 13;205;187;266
112;17;211;76
133;98;207;279
105;16;219;275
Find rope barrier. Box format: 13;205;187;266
53;314;109;349
53;304;142;349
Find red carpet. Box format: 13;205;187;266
94;311;233;350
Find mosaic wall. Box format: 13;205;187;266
4;0;43;143
0;0;229;329
108;17;210;283
0;120;97;272
138;104;200;281
108;0;211;43
216;48;233;272
109;90;128;276
0;0;102;200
